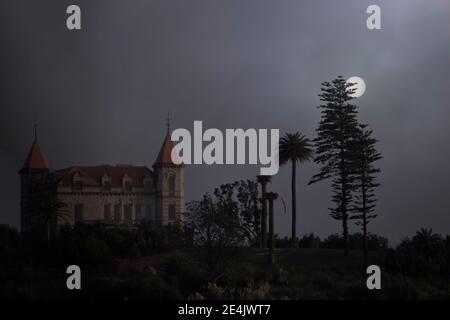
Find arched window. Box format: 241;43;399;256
122;174;132;192
168;204;176;221
103;204;111;221
169;175;175;195
102;174;112;191
74;204;84;222
143;175;152;188
73;172;83;191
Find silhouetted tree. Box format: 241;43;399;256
185;180;259;279
235;180;261;245
27;173;70;240
0;225;20;262
388;228;449;277
185;193;242;279
137;219;184;254
309;76;359;255
350;124;382;261
279;132;313;247
412;228;444;257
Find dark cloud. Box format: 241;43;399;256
1;0;449;242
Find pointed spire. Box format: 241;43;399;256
154;132;178;166
34;120;38;142
154;115;182;167
165;111;171;133
19;123;50;173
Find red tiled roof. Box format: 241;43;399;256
56;165;152;187
20;140;50;172
154;132;181;166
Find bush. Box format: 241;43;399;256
50;224;113;268
385;229;449;278
137;220;185;255
298;233;321;248
321;233;389;250
163;253;207;297
0;225;20;262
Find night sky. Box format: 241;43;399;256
1;0;450;243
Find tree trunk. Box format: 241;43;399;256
362;177;368;262
363;218;368;262
267;193;277;280
291;160;297;247
343;216;349;255
341;166;349;256
269;198;274;265
261;183;267;248
340;144;349;256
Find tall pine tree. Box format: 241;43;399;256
350;124;382;261
309;76;359;255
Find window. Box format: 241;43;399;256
73;173;83;191
123;175;132;192
102;174;112;191
114;204;121;222
168;204;176;222
103;204;111;221
145;204;153;220
135;204;142;221
124;181;132;192
73;181;83;191
103;181;111;191
169;175;175;195
124;204;133;224
143;175;152;188
74;204;84;222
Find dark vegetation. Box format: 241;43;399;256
1;223;449;300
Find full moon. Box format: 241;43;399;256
346;76;366;98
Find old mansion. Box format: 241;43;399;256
19;128;185;233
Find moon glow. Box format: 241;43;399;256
346;76;366;98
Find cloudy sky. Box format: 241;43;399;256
1;0;449;243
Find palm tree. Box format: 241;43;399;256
279;132;313;247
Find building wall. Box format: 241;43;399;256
56;185;156;226
20;166;185;230
154;165;185;225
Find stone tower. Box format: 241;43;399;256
153;131;185;224
18;129;52;234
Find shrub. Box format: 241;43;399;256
385;229;449;278
0;225;20;262
163;253;207;297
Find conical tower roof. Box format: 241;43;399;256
19;124;50;174
19;139;50;173
153;132;182;167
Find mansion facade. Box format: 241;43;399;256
19;130;184;233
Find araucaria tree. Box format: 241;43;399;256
279;132;313;247
350;124;382;261
309;76;359;255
